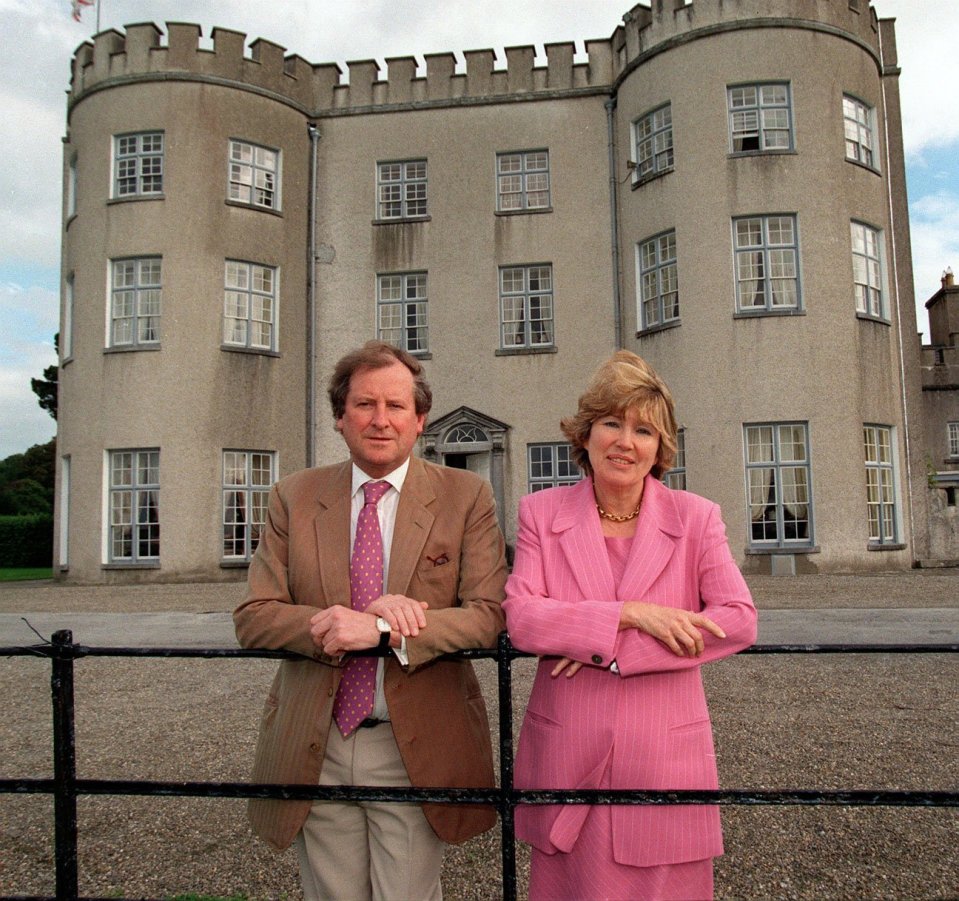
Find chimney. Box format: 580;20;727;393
943;267;955;288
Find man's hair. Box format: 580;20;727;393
328;340;433;419
560;350;678;479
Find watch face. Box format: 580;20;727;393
376;616;391;633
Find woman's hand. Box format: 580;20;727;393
620;601;726;657
550;656;585;678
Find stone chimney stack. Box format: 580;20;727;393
943;267;955;289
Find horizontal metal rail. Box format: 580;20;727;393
1;630;957;901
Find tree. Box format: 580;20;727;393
0;439;56;515
31;332;59;420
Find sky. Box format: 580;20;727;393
1;0;957;461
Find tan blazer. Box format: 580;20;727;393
234;456;507;851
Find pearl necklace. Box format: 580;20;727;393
595;499;642;522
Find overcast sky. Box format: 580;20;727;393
1;0;956;460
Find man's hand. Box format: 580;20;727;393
310;606;379;656
367;594;429;638
620;601;726;657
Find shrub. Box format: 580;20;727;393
0;514;54;567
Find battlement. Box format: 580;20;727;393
615;0;884;76
68;1;889;115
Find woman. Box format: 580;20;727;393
504;351;757;901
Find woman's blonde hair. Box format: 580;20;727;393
561;351;678;479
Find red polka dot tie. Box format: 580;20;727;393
333;479;391;737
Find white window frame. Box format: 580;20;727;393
632;103;673;182
113;131;163;198
107;448;160;564
863;424;899;546
851;221;887;321
842;94;877;170
496;150;551;212
377;272;428;354
109;257;161;348
947;422;959;459
637;230;679;330
527;443;581;492
62;274;74;361
228;139;280;210
58;455;70;569
728;83;793;153
664;429;686;490
223;260;278;352
744;422;813;548
377;159;428;220
734;215;800;313
222;450;275;562
499;264;554;350
67;154;78;218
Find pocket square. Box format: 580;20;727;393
426;553;450;567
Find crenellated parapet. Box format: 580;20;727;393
68;1;891;116
614;0;884;78
68;20;615;116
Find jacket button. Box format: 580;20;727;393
327;688;334;697
591;654;603;665
309;743;320;753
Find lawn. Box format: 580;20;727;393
0;567;53;582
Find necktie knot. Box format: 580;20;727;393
363;480;391;506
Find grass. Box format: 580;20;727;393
0;567;53;582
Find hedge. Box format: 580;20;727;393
0;514;54;567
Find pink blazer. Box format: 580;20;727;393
503;475;757;867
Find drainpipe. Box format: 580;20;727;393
606;97;623;350
307;122;320;468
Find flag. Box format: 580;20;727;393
72;0;94;22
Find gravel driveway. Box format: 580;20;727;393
1;570;957;900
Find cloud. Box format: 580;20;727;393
908;189;959;338
0;280;59;459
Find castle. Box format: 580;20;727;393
54;0;958;583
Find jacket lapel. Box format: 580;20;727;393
314;462;353;606
386;457;436;595
554;478;617;602
617;475;683;603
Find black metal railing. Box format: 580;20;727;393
2;629;958;901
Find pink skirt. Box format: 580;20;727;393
528;800;714;901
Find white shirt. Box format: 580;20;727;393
349;460;410;719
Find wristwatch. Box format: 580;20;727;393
375;616;392;649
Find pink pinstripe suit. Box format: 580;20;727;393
503;475;756;869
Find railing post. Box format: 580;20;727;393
496;631;517;901
51;629;79;901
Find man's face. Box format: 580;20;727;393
336;361;426;478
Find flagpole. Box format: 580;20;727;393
96;0;101;34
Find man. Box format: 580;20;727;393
234;341;507;901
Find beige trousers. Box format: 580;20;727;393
294;722;444;901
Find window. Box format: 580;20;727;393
223;260;277;351
223;450;275;561
863;425;898;545
228;140;279;210
734;215;800;312
67;154;77;218
497;150;550;211
664;429;686;490
948;423;959;459
113;132;163;197
62;274;74;360
851;221;886;320
633;104;673;181
110;258;161;347
377;272;428;354
638;230;679;329
108;449;160;564
528;443;580;492
500;265;554;350
58;455;70;569
728;83;792;153
744;423;812;547
843;95;876;169
377;160;427;219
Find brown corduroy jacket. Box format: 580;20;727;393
234;456;507;851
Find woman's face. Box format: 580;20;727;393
585;407;661;497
